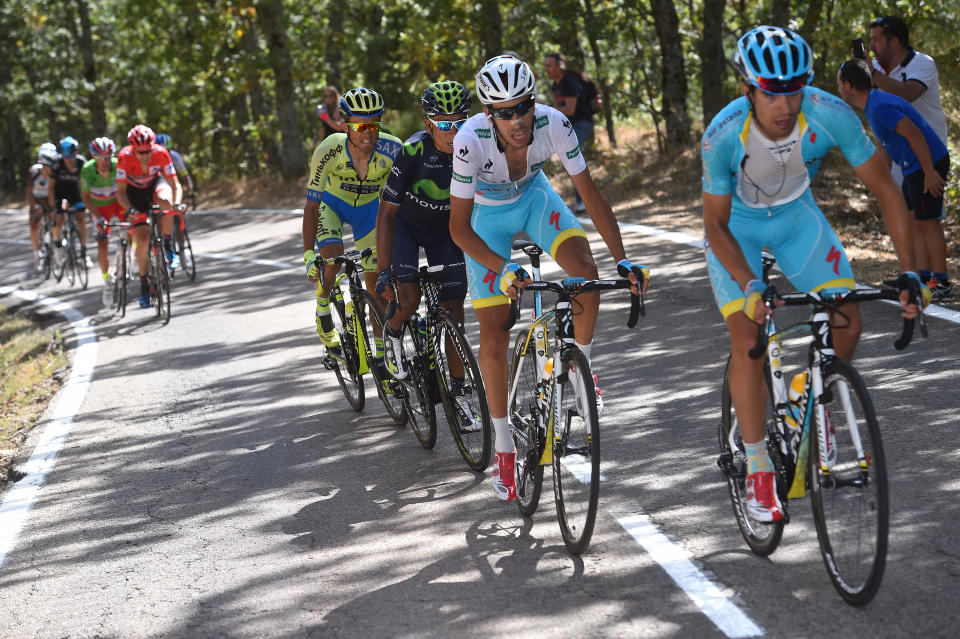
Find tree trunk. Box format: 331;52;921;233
256;0;304;178
74;0;106;135
326;1;344;90
364;4;385;90
650;0;692;151
241;17;279;168
478;0;503;61
580;0;616;148
0;61;29;192
770;0;790;27
700;0;727;126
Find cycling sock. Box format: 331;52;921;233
744;440;772;474
315;294;333;332
374;336;384;358
919;269;931;280
102;271;109;282
493;416;513;452
140;276;149;294
933;272;947;283
163;235;173;252
578;341;593;365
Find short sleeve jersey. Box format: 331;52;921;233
80;157;119;206
381;130;453;227
306;132;403;207
701;87;876;213
450;104;587;206
116;144;177;189
864;89;948;176
873;49;948;145
50;155;86;200
168;149;188;175
552;72;592;123
28;164;49;198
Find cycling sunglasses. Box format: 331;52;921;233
489;97;536;120
345;122;381;132
427;117;468;132
755;74;808;95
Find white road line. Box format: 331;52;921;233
0;287;98;572
616;512;764;638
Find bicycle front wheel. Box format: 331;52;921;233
330;294;365;411
435;310;491;472
553;346;600;555
74;235;88;290
114;242;128;317
809;359;888;606
151;244;171;324
64;232;77;287
400;319;436;448
509;331;544;517
357;291;406;425
177;223;196;281
718;355;785;556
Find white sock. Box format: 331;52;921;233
493;416;513;453
578;341;592;365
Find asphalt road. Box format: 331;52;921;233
1;207;958;638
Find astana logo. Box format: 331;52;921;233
413;178;449;200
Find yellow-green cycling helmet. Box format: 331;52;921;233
421;81;471;116
339;87;385;118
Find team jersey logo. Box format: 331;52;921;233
452;172;472;184
476;128;491;139
534;116;549;130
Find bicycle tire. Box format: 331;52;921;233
74;233;88;290
402;318;437;449
809;359;888;606
330;294;365;411
152;243;171;325
718;355;785;556
39;239;51;280
434;310;491;471
357;291;406;425
52;232;66;282
114;241;128;317
64;229;77;287
509;332;544;517
553;346;601;555
177;221;196;281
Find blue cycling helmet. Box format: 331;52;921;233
60;136;79;158
734;26;813;94
155;133;172;147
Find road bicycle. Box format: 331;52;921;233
319;248;398;419
102;217;133;317
717;253;925;606
385;263;492;471
505;239;644;555
51;201;89;290
170;203;196;281
34;203;54;280
138;205;172;324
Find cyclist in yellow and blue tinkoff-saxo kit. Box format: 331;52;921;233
701;25;926;523
302;87;402;361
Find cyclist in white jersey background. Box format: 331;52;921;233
701;26;924;522
449;55;648;501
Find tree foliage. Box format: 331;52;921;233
2;0;958;191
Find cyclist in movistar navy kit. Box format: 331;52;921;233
48;136;89;267
702;26;924;523
449;56;648;501
376;80;476;424
302;87;402;360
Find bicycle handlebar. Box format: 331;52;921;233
748;285;924;359
502;277;641;332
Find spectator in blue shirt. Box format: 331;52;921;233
838;57;952;300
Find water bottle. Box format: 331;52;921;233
784;372;806;429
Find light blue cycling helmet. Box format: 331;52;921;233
155;133;172;147
734;26;813;94
59;136;79;158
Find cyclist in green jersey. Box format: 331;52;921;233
301;87;403;359
81;137;123;306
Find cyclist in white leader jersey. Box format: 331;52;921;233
449;55;648;501
702;26;924;523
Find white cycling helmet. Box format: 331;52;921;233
37;143;59;166
475;55;536;105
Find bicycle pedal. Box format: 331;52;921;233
322;355;338;370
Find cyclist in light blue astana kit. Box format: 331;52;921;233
702;26;924;523
449;55;648;502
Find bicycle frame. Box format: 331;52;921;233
328;257;372;375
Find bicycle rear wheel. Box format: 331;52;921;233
509;332;544;516
553;346;600;555
52;234;66;282
809;359;888;606
718;355;785;556
177;221;196;281
435;311;491;471
74;233;88;290
64;231;77;287
357;291;406;425
39;237;52;280
329;293;365;411
401;319;437;448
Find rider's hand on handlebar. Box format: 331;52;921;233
617;259;650;296
742;279;776;324
304;249;320;282
498;261;531;299
894;271;930;319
